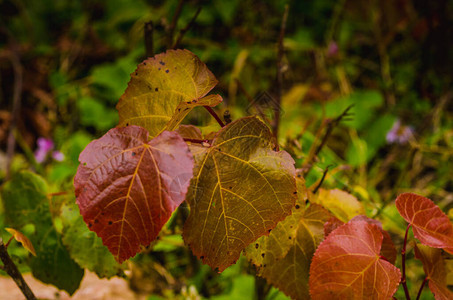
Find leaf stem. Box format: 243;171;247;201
401;224;412;300
4;236;14;249
415;277;428;300
0;238;37;300
183;138;210;145
204;106;225;127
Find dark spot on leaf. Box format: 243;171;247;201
184;108;189;111
158;67;161;70
132;152;136;156
263;264;267;267
159;60;165;65
261;253;265;257
88;223;92;228
126;123;129;126
268;229;272;233
255;243;259;249
135;72;138;76
288;236;292;239
155;88;158;91
186;102;191;104
165;69;169;73
192;99;197;103
108;221;112;225
295;204;300;209
229;186;232;189
293;191;297;194
178;108;181;112
143;62;147;65
94;219;99;224
290;225;293;229
200;255;204;259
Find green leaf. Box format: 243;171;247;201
116;49;222;137
183;116;297;272
30;227;84;295
0;171;84;294
61;200;126;278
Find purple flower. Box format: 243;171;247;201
327;41;339;57
34;137;64;163
386;120;414;144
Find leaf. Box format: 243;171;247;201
311;189;365;222
116;49;222;137
309;221;401;299
61;200;126;278
414;244;453;300
244;177;308;266
1;171;84;294
74;126;194;263
5;228;36;256
183;116;297;272
250;203;332;300
395;193;453;254
323;215;397;264
30;227;84;295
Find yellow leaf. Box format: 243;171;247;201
5;228;36;256
117;49;222;137
311;188;365;222
183;116;297;272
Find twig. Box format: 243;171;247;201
173;7;202;49
2;50;23;180
401;224;412;300
272;4;289;139
313;165;332;193
144;21;154;57
204;106;225;127
167;0;185;48
314;104;354;157
0;238;37;300
415;277;427;300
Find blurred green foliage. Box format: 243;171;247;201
1;0;452;298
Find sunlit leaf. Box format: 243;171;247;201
311;188;365;222
74;126;194;263
61;200;125;278
5;228;36;256
183;116;297;272
244;177;308;266
250;203;331;300
323;215;397;264
414;244;453;300
309;221;401;299
396;193;453;254
117;49;222;137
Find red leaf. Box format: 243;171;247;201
323;215;397;264
414;244;453;300
396;193;453;254
74;126;194;263
309;221;401;299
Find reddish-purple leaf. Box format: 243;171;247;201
414;243;453;300
396;193;453;254
74;126;194;263
309;221;401;299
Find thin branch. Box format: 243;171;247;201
144;21;154;57
401;224;412;300
272;4;289;139
173;6;202;49
167;0;185;48
415;277;428;300
4;236;14;249
314;104;354;157
2;50;23;180
313;165;332;193
204;106;225;127
0;238;37;300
